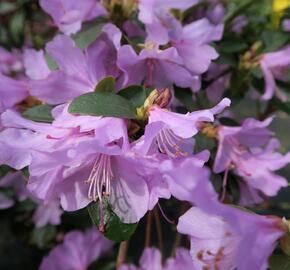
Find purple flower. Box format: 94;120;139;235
0;73;29;114
117;44;200;91
136;98;230;158
28;23;123;104
178;206;286;270
231;15;248;34
40;0;107;35
39;228;113;270
170;18;223;76
120;247;194;270
0;107;153;223
205;63;230;103
0;193;14;209
0;47;23;76
260;46;290;100
283;19;290;31
214;118;290;204
33;200;63;228
23;49;51;80
0;171;29;201
138;0;198;44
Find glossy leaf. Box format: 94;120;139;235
68;92;136;119
23;104;54;123
95;76;115;93
118;85;147;107
88;200;138;242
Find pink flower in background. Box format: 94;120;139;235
39;228;113;270
120;247;194;270
138;0;198;44
214;117;290;204
33;200;63;228
40;0;107;35
170;18;223;76
0;47;23;76
118;44;200;91
283;19;290;31
260;46;290;100
0;74;29;114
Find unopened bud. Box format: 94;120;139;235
200;123;219;139
154;88;172;108
279;217;290;256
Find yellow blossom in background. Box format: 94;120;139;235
273;0;290;12
272;0;290;26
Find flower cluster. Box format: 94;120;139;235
0;0;290;269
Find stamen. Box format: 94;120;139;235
156;129;188;158
86;154;114;202
157;202;175;225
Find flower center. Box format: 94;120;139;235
156;128;188;158
86;154;114;202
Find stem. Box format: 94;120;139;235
145;211;153;247
153;208;163;253
116;241;129;269
171;202;188;256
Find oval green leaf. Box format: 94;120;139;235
23;104;54;123
68;92;137;119
88;200;138;242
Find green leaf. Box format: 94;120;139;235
30;225;57;249
95;76;115;93
88;200;138;242
219;117;240;126
272;99;290;114
45;53;58;71
269;254;290;270
262;31;290;52
68;92;137;119
73;22;103;49
23;104;54;123
9;11;25;45
118;85;147;107
0;2;17;15
174;87;196;111
217;39;248;53
0;165;11;178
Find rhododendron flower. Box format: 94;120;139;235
283;19;290;31
120;247;194;270
40;0;107;35
28;23;123;104
0;108;152;224
214;118;290;204
170;18;223;76
137;98;230;158
0;47;23;76
0;74;29;114
138;0;198;44
260;46;290;100
118;44;200;91
39;228;112;270
33;200;63;228
178;206;286;270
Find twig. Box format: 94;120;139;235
145;211;153;247
116;241;129;269
153;208;163;253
